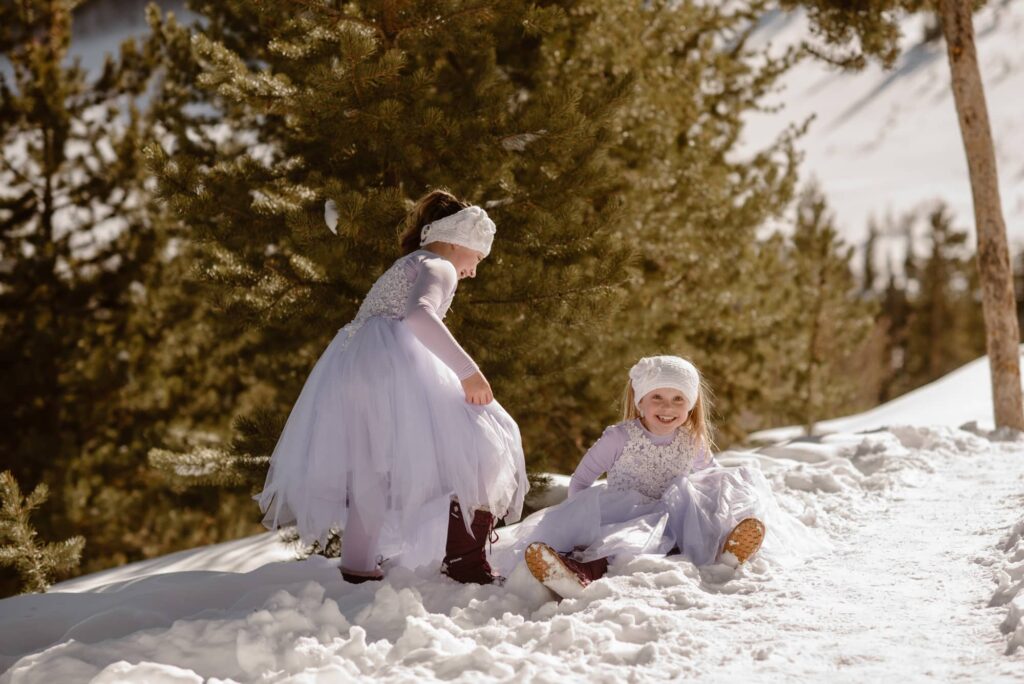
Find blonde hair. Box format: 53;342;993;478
399;189;470;254
621;365;716;453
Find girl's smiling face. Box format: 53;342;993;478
637;387;690;436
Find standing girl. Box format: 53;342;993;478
494;355;823;598
256;190;528;585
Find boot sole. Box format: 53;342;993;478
525;542;587;600
721;517;766;565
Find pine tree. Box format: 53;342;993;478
779;0;1022;429
868;203;987;401
0;0;152;490
0;1;265;596
958;253;987;365
145;0;634;481
863;218;880;294
0;1;160;594
773;183;875;433
1013;249;1024;339
0;472;84;593
850;219;895;409
879;267;909;401
864;213;918;403
535;0;804;451
899;202;986;391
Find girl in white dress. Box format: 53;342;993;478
494;355;822;598
255;190;528;584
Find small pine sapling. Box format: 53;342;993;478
0;472;85;593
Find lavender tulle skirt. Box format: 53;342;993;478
255;315;528;569
492;466;827;574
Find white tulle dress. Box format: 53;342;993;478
491;419;825;574
255;250;528;571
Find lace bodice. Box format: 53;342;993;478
606;421;698;501
339;252;455;348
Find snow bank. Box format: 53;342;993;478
750;351;1024;442
992;517;1024;655
7;425;1010;682
51;532;299;594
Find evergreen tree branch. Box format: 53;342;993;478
282;0;388;42
801;42;867;70
0;472;84;593
149;447;269;490
470;283;620;307
393;4;496;44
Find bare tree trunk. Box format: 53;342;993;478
938;0;1023;430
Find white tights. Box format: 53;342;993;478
339;497;491;574
339;503;383;574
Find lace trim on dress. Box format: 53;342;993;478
336;253;453;352
606;421;698;501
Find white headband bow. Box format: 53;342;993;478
629;356;700;410
420;206;496;257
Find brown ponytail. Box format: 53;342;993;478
399;189;470;255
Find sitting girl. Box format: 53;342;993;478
496;355;820;599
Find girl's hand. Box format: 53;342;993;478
461;372;494;405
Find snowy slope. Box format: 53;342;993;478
51;532;299;595
750;350;1017;443
743;1;1024;251
2;366;1024;681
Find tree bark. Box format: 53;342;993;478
938;0;1023;430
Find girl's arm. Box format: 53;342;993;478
402;258;480;380
568;425;628;497
690;440;719;472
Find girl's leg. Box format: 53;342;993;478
340;502;383;576
666;467;765;565
525;542;609;600
341;473;387;578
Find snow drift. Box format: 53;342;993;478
2;419;1022;682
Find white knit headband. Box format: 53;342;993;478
629;355;700;410
420;205;496;257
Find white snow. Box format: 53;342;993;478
52;532;299;594
743;2;1024;251
750;351;1014;443
993;516;1024;656
3;356;1024;681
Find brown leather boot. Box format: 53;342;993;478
340;569;383;584
441;500;502;585
525;542;609;600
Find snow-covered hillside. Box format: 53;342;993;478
750;351;1009;443
743;1;1024;251
2;357;1024;682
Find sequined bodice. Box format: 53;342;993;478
338;253;454;346
607;421;698;501
353;259;416;324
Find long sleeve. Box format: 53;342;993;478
689;439;719;472
402;257;480;380
568;425;628;497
